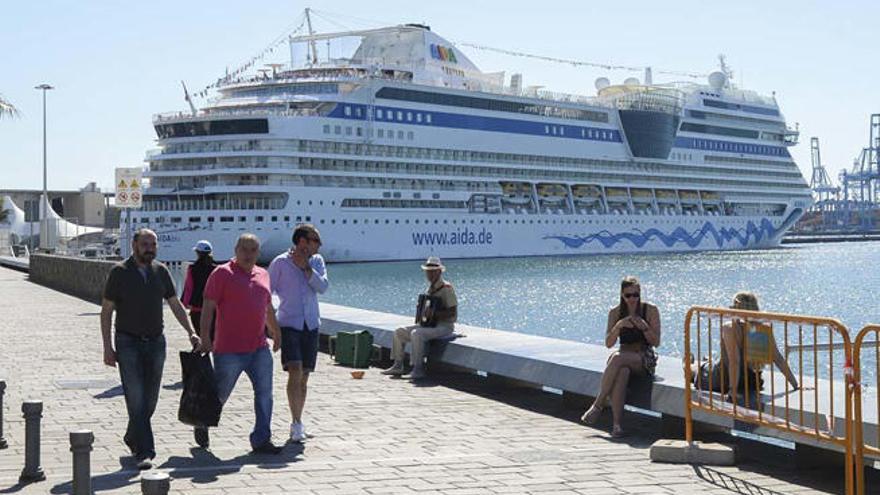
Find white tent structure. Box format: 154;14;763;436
1;195;102;249
1;196;37;244
38;194;102;249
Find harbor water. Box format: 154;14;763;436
172;242;880;378
321;242;880;376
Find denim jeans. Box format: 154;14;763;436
213;345;273;448
115;332;166;460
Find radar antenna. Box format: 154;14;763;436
717;54;733;87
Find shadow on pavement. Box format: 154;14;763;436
48;443;306;493
93;385;124;399
430;369;866;493
693;465;787;495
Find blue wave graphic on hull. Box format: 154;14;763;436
544;217;789;250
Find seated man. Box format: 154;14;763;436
382;256;457;381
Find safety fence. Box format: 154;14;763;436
683;306;855;494
853;324;880;495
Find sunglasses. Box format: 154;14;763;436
623;292;641;299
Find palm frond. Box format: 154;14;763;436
0;94;20;119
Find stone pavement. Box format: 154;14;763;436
0;266;855;494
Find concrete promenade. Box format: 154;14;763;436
0;266;853;494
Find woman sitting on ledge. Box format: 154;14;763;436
581;276;661;437
692;291;799;401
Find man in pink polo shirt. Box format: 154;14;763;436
196;233;283;454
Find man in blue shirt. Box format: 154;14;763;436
268;224;329;442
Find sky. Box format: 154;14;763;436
1;0;878;192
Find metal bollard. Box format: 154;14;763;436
70;430;94;495
0;380;7;449
19;401;45;483
141;470;170;495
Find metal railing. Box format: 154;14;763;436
853;324;880;494
683;306;854;494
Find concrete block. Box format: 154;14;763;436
649;439;735;465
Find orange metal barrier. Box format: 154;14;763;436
684;306;854;494
853;324;880;495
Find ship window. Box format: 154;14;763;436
407;131;414;140
377;109;384;119
397;131;404;139
271;216;277;222
334;126;341;135
356;127;363;136
323;125;330;134
207;217;214;222
170;217;182;223
284;216;290;221
388;129;394;139
345;127;352;136
378;129;384;138
220;216;233;222
188;217;201;222
545;125;550;134
416;113;422;123
425;114;432;123
355;107;362;117
255;216;264;222
344;106;352;116
397;111;403;120
153;118;269;139
239;216;246;222
406;112;412;121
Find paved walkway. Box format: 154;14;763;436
0;266;854;494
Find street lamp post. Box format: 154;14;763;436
34;84;54;250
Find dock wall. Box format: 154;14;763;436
28;254;116;305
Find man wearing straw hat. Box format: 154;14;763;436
382;256;457;381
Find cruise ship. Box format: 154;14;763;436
140;20;812;263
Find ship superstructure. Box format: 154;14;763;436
139;21;811;262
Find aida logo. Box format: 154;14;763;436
430;43;458;64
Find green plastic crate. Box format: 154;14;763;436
330;330;374;368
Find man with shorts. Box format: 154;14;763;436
197;233;283;454
268;224;328;442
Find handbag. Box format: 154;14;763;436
178;351;222;427
642;346;658;376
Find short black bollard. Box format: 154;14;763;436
70;430;94;495
0;380;7;449
141;470;170;495
19;401;45;483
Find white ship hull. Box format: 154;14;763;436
149;192;803;263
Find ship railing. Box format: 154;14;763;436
153;107;320;123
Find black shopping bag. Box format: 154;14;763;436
178;351;222;427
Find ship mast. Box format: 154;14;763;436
305;7;318;65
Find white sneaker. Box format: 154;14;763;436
290;422;306;442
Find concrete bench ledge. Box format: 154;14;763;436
320;302;879;459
